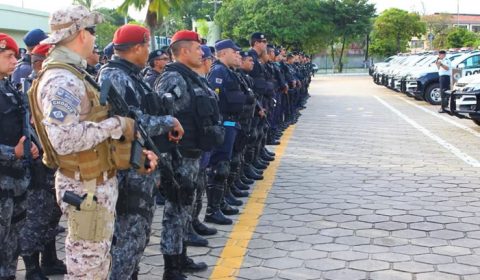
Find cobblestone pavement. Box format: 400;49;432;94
17;75;480;279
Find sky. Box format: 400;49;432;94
1;0;480;20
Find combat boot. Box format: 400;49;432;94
263;147;276;157
192;219;217;236
224;184;243;206
23;252;49;280
235;178;250;190
180;245;207;273
221;200;240;215
204;185;233;225
230;183;249;198
131;267;139;280
240;175;255;185
185;222;208;247
163;255;186;280
243;165;263;180
41;241;67;276
253;159;268;170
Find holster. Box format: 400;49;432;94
67;180;114;242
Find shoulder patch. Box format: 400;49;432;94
51;99;76;114
215;78;223;84
48;107;68;122
55;87;80;107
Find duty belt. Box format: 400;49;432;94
59;168;116;185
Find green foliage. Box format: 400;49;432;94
195;19;209;38
72;0;93;10
446;27;479;48
370;8;426;57
96;22;117;49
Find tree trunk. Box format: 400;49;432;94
364;33;369;62
330;41;336;73
338;34;347;73
396;33;401;53
149;25;156;50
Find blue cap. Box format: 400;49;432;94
240;51;251;58
215;39;241;52
103;42;114;58
201;45;213;59
148;49;166;62
23;29;48;47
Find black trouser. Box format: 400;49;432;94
439;75;451;109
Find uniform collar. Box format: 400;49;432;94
44;46;87;69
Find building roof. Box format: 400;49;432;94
433;13;480;25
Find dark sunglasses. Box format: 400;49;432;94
85;26;96;36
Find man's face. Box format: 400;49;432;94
137;41;150;66
154;54;170;71
82;27;97;58
255;39;267;53
241;57;254;71
186;41;203;68
223;48;241;68
439;53;446;59
268;49;275;61
0;50;18;76
86;49;100;65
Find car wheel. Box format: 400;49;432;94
424;83;441;105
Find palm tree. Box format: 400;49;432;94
72;0;93;10
117;0;191;48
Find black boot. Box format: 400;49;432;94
192;219;217;236
221;199;240;215
163;255;186;280
235;179;250;191
263;147;276;157
23;252;48;280
41;241;66;276
253;160;268;170
204;185;233;225
180;245;207;273
224;183;243;206
231;183;249;198
185;222;209;247
244;165;263;180
241;175;255;185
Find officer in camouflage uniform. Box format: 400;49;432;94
29;6;158;279
0;33;40;280
143;49;170;88
97;24;183;280
19;43;67;280
155;30;224;280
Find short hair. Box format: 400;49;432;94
439;50;447;55
170;41;191;57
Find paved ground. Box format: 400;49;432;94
17;75;480;279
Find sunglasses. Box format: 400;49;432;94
85;26;96;36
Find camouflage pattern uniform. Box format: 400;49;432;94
0;78;30;279
97;56;175;280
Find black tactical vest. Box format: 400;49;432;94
0;79;23;147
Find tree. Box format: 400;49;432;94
322;0;375;72
117;0;192;48
72;0;93;10
215;0;331;51
370;8;426;57
422;13;451;49
446;27;479;48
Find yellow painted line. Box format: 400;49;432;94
209;125;297;280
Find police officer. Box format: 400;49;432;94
97;24;183;280
186;45;218;245
19;43;67;280
0;32;40;280
155;30;224;280
11;29;48;85
29;6;158;279
144;49;170;88
247;32;276;175
202;39;248;225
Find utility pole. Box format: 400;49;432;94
208;0;223;16
457;0;460;26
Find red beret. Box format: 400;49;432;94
171;30;201;45
31;44;51;57
113;24;150;46
0;33;19;56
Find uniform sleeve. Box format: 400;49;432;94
155;71;190;115
98;68;175;137
207;67;227;95
39;70;124;155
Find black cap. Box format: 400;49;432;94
251;32;266;41
148;49;166;62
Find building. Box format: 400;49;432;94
447;13;480;32
0;4;49;48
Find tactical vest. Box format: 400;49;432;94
0;82;23;147
211;62;247;118
29;62;131;182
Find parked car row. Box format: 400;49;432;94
371;51;480;125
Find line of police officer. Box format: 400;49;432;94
0;5;313;280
